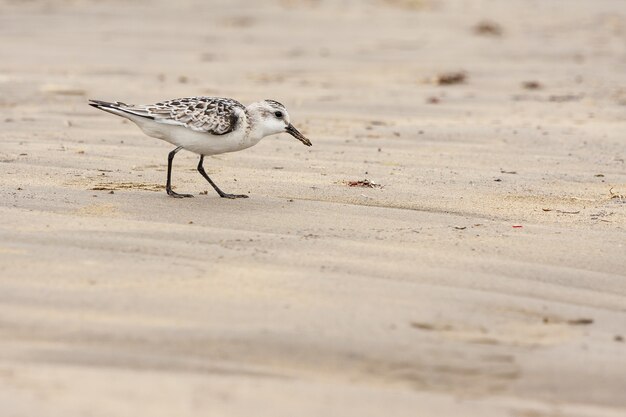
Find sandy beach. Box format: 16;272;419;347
1;0;625;416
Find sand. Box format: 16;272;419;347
0;0;625;416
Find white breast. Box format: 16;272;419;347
127;113;264;156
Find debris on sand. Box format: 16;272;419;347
609;187;625;200
542;317;594;325
473;21;503;36
567;318;594;325
410;322;454;331
556;209;580;215
91;182;164;192
522;81;543;90
432;71;466;85
345;179;383;188
543;207;582;215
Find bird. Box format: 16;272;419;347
88;97;312;199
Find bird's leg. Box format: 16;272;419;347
166;146;194;198
197;155;248;199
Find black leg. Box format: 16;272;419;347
166;146;194;198
197;155;248;199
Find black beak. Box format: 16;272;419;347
285;124;312;147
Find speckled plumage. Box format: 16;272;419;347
263;99;286;110
92;97;246;135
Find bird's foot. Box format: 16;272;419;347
167;190;194;198
219;193;249;199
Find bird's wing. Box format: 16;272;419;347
114;97;246;135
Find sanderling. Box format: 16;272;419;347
89;97;311;199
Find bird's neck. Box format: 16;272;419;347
239;107;264;145
244;105;268;140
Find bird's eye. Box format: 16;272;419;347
274;111;283;118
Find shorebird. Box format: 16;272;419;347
89;97;311;199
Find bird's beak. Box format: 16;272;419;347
285;124;312;147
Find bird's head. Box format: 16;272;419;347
248;99;312;146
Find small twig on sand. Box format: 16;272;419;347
609;187;625;200
432;71;466;85
556;210;580;214
345;179;383;188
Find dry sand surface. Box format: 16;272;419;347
1;0;626;416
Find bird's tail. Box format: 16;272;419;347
90;99;133;109
88;99;129;116
89;99;157;121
